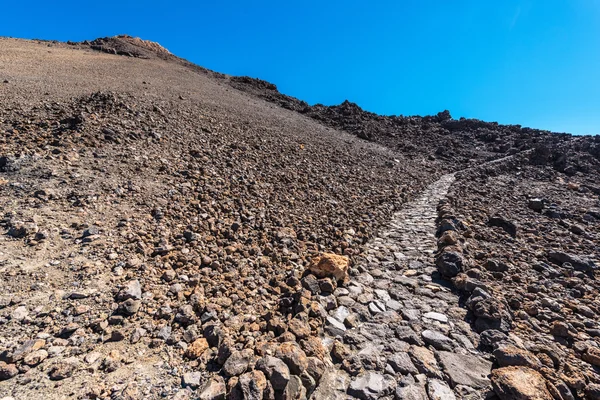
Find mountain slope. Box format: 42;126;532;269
0;36;599;400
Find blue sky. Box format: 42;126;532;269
3;1;600;135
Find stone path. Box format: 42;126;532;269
312;174;493;400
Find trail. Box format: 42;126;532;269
312;174;493;399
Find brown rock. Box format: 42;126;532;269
582;347;600;367
288;318;310;339
308;253;349;282
408;346;442;378
493;344;542;369
0;362;18;380
48;358;78;380
491;366;552;400
300;337;327;360
23;349;49;366
185;338;209;359
276;342;308;375
238;370;267;399
438;230;459;246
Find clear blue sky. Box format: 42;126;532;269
3;1;600;135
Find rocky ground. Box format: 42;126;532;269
439;156;600;400
0;35;599;400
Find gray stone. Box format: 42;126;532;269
11;306;28;322
436;251;464;278
386;300;402;311
438;351;492;389
332;306;351;323
325;316;347;337
396;326;423;345
310;369;349;400
119;280;142;300
198;376;226;400
283;375;306;400
421;330;454;351
347;371;396;400
387;352;418;375
368;301;386;314
401;309;420;321
223;350;252;377
427;379;456;400
182;371;202;389
395;384;428;400
423;312;448;323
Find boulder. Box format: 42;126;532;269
308;253;349;282
435;249;464;278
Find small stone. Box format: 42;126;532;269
223;349;253;377
387;352;418;375
582;347;600;367
395;384;428;400
11;306;28;322
276;342;308;375
347;371;395;400
256;356;290;391
288;318;311;339
310;369;350;399
300;336;327;360
23;349;48;366
130;328;147;344
84;352;102;364
282;375;306;399
528;198;544;212
422;312;448;323
421;330;454;351
435;250;464;278
119;280;142;300
325;315;347;337
408;346;441;378
368;300;386;314
0;362;18;380
238;370;267;400
156;325;172;341
493;344;542;369
427;379;456;400
47;358;78;380
186;338;209;359
182;371;202;389
118;298;141;316
198;376;226;400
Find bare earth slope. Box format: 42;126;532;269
1;36;600;400
0;37;436;399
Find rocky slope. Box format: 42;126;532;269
0;35;599;400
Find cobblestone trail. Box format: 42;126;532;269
312;174;493;400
